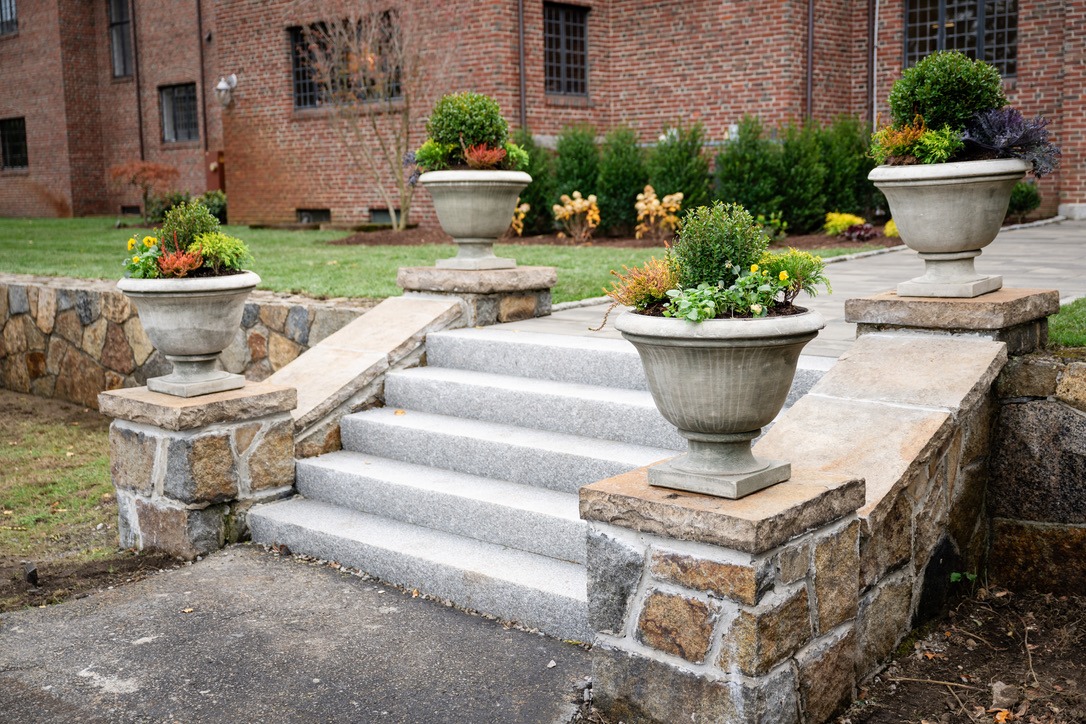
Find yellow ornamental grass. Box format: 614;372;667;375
552;191;600;245
634;185;683;241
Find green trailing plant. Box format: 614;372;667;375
189;231;254;274
1007;180;1041;223
671;202;767;290
555;125;599;200
648;121;710;210
597;126;648;233
888;51;1006;132
714;116;785;220
512;128;557;234
413;92;528;171
123;235;163;279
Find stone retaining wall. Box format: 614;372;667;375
989;353;1086;594
0;275;375;408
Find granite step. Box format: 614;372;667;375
248;497;590;641
425;328;648;390
384;366;685;450
339;408;674;495
296;451;586;563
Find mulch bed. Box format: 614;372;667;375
1;552;181;612
328;226;903;252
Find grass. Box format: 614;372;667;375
0;392;115;565
0;217;866;303
1049;297;1086;348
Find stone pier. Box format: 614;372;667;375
98;383;297;559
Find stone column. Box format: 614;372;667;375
98;383;297;560
580;466;865;724
397;266;556;326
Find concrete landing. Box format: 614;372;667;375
0;546;589;723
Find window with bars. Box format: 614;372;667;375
544;3;588;96
108;0;133;77
160;84;198;142
0;0;16;36
289;18;403;110
1;117;28;169
905;0;1018;77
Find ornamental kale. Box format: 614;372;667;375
962;107;1061;177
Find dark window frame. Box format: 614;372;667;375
904;0;1018;78
159;84;199;143
289;16;403;111
544;3;589;97
1;117;28;169
108;0;133;78
0;0;16;36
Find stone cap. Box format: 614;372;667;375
580;465;864;554
844;288;1060;330
98;383;297;431
398;266;557;294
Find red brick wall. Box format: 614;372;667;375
59;0;106;217
0;2;74;217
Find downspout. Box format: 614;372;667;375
196;0;209;153
517;0;527;129
131;0;144;160
871;0;880;127
867;0;876;128
806;0;815;119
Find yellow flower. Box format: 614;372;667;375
127;238;136;251
779;271;789;281
750;264;759;273
142;236;156;248
751;304;763;315
132;255;140;263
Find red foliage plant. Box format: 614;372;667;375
158;248;203;278
463;144;507;170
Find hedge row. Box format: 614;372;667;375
516;115;880;236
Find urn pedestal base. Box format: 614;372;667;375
146;354;245;397
647;431;790;499
897;250;1002;298
435;239;516;270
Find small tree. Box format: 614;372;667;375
297;0;454;230
108;161;180;223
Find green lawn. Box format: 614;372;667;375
1049;297;1086;348
0;217;866;303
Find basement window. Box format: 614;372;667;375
297;208;331;224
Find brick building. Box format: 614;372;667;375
1;0;1083;223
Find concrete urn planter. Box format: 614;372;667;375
419;169;531;270
117;271;260;397
869;158;1030;298
615;309;825;499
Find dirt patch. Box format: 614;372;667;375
839;588;1086;724
0;389;183;613
328;226;903;252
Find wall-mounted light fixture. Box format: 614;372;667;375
215;74;237;107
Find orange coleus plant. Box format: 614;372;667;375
463;143;507;170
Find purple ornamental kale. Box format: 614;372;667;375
963;107;1061;177
403;151;420;186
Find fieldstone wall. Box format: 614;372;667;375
98;383;297;560
0;274;375;408
989;354;1086;594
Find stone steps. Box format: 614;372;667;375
248;498;589;641
295;451;586;564
384;366;685;450
250;323;832;639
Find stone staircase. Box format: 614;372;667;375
249;325;829;641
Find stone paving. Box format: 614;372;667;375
505;219;1086;359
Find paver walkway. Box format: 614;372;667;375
506;219;1086;358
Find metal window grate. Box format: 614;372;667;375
0;0;16;35
544;3;588;96
1;117;28;169
108;0;133;78
290;26;321;109
904;0;1017;78
160;84;198;143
